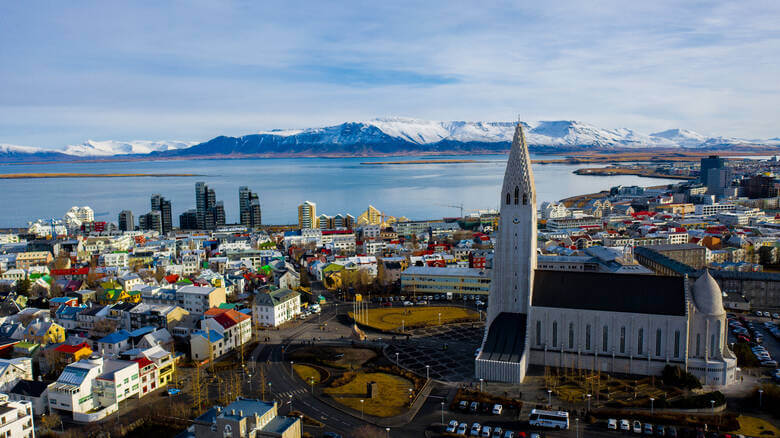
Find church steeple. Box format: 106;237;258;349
501;122;535;207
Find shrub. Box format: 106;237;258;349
661;365;702;389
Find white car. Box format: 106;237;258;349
457;423;468;436
481;425;492;437
633;420;642;434
607;419;617;430
492;404;503;415
470;423;481;437
447;420;459;433
620;419;630;431
403;301;413;307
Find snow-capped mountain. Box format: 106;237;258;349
1;118;778;161
63;140;196;157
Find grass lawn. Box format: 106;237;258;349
293;364;321;384
289;346;376;370
324;372;414;417
735;415;780;436
349;306;479;331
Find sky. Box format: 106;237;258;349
1;0;780;148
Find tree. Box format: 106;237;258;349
42;347;67;379
92;319;118;337
40;412;61;431
15;278;30;296
299;267;311;288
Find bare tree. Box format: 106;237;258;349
39;412;61;431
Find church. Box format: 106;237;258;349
475;122;738;387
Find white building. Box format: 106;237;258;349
101;252;129;268
540;202;570;219
0;358;33;393
252;289;301;327
476;122;737;388
0;394;34;438
694;203;736;216
175;286;227;315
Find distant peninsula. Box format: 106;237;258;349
0;172;202;179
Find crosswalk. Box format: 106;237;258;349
275;388;309;399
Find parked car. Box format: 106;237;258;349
403;301;413;307
503;431;515;438
382;301;392;307
773;313;780;319
323;433;342;438
656;425;666;436
447;420;459;433
492;427;503;438
459;400;469;411
620;419;630;431
457;423;469;436
633;420;642;434
470;401;479;413
644;423;653;435
470;423;481;437
481;425;492;438
492;404;503;415
607;419;618;430
668;426;678;437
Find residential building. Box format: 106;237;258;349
0;394;34;437
23;319;65;345
15;252;52;270
298;201;317;229
0;358;33;392
8;379;49;417
176;286;227;315
239;187;262;228
641;243;707;270
192;397;301;438
179;209;198;230
139;210;163;234
190;329;226;362
252;289;301;327
118;210;134;232
151;194;173;234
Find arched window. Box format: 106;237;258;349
568;323;574;349
602;326;609;352
506;193;510;205
674;330;680;358
552;321;558;347
523;193;528;205
619;326;626;353
655;329;662;356
585;324;591;350
514;186;519;205
637;328;644;355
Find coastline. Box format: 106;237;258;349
0;172;203;179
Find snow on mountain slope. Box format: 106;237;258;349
650;129;708;147
0;144;46;154
63;139;196;156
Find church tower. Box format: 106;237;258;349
475;121;537;383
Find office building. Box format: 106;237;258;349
239;186;262;228
139;211;162;234
195;182;217;229
700;155;725;186
118;210;134;232
298;201;317;229
401;266;491;297
151;194;172;234
179;209;198;230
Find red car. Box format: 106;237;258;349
382;302;392;307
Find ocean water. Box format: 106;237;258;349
0;155;681;227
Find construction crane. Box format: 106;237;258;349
438;203;464;217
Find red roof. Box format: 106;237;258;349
133;357;154;370
164;274;179;284
54;342;91;355
51;267;90;276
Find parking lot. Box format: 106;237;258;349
728;312;780;371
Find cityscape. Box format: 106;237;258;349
2;2;780;438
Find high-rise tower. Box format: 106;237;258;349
475;121;537;383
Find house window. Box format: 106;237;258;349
585;324;591;350
674;330;680;358
619;326;626;353
637;328;644;355
656;329;662;356
602;326;608;352
552;321;558;348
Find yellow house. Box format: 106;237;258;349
24;320;65;345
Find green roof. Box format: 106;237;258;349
218;303;237;310
322;263;345;273
14;342;39;352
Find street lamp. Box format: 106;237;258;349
650;397;654;415
268;382;272;400
426;365;430;379
438;312;441;325
710;399;715;414
386;427;390;438
547;389;552;406
586;394;592;412
576;418;580;438
759;389;764;408
440;401;445;424
479;378;484;392
360;399;364;419
395;352;399;367
310;377;315;393
289;394;293;413
290;361;294;375
248;372;252;392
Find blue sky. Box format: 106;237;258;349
1;1;779;148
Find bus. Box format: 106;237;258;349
528;409;570;430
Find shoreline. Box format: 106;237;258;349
0;172;203;179
573;167;695;180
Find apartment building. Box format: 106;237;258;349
400;266;491;297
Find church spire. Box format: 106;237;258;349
501;122;535;208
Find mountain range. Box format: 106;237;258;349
2;118;779;161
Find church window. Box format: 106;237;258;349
655;329;662;356
506;193;510;205
619;327;626;353
637;328;644;355
536;321;541;346
674;331;680;358
568;323;574;349
523;193;528;205
602;326;608;352
696;334;701;357
552;322;558;347
585;324;591;350
514;186;519;204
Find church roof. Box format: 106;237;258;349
692;269;725;316
479;312;526;363
532;270;686;316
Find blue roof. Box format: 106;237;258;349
50;297;75;303
129;326;155;337
98;330;131;344
262;416;299;434
192;330;223;343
